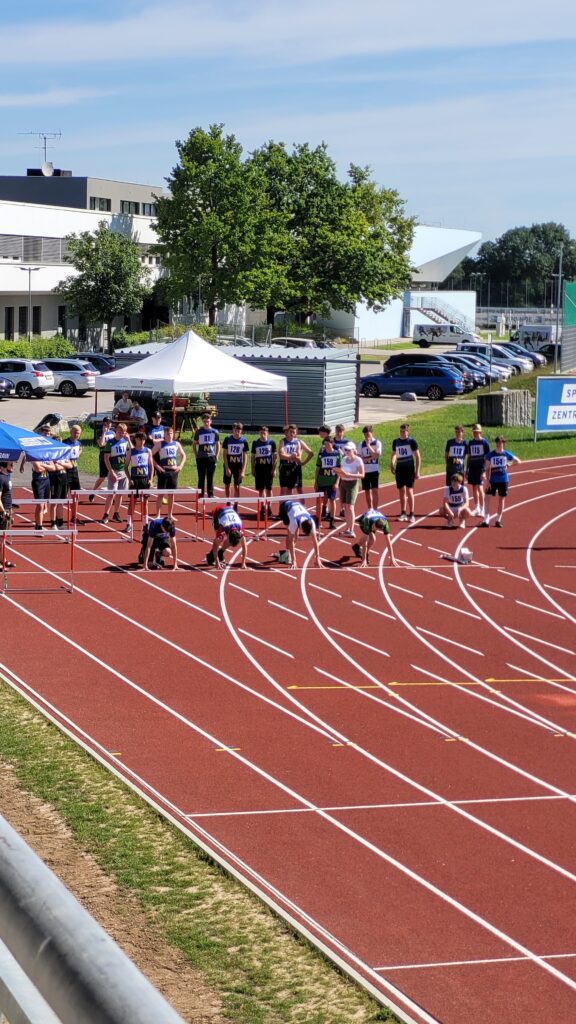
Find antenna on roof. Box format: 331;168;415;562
20;131;62;163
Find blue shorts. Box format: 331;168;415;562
32;475;50;501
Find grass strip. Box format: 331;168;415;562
0;681;397;1024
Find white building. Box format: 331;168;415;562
0;169;165;344
0;169;481;345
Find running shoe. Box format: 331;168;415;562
398;511;407;522
205;551;215;566
101;513;109;524
217;549;225;563
88;494;95;503
112;512;122;523
352;543;361;558
494;520;503;528
328;518;336;530
479;520;489;528
459;520;465;529
408;513;416;524
122;525;133;535
341;529;355;537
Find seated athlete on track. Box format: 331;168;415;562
139;515;178;571
207;505;248;570
279;499;322;569
352;509;398;568
441;473;472;529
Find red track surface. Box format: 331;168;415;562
1;457;576;1024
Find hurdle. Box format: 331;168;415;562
198;494;326;539
1;528;76;594
70;488;202;541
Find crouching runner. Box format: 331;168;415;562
207;505;248;569
139;516;178;571
352;509;398;568
279;499;322;569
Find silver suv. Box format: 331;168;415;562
43;358;98;396
0;358;54;398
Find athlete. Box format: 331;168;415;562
444;425;468;485
278;499;322;568
314;436;341;529
441;473;472;528
251;425;277;516
357;425;382;511
63;424;82;524
481;436;521;528
207;504;247;569
124;432;154;534
390;423;421;522
102;423;130;524
193;413;220;499
222;422;249;507
146;410;165;446
0;461;16;569
140;515;178;570
465;424;490;517
91;416;115;500
278;424;313;495
48;451;72;532
152;426;187;517
352;509;398;568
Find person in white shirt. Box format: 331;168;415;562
442;474;472;528
112;391;133;420
357;425;382;511
335;443;365;537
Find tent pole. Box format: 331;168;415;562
283;391;289;424
172;394;176;432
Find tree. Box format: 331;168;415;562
153;125;272;326
55;222;150;353
154;126;414;327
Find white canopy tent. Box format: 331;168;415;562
95;330;287;395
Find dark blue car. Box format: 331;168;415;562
360;363;464;401
0;375;14;399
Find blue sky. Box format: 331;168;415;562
2;0;576;247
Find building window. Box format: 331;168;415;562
4;307;14;340
89;196;112;212
33;306;42;337
18;306;28;338
120;200;140;215
142;203;157;217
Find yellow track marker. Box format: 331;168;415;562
214;747;241;752
109;752;122;757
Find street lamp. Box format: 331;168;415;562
19;266;40;342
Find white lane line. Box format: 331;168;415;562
555;565;576;569
435;601;482;620
348;566;376;579
545;583;576;598
313;667;449;737
376;952;576;972
388;582;423;599
400;538;422;547
467;583;505;599
229;582;260;597
423;568;453;580
416;629;484;657
428;546;452;556
506;663;576;695
352;600;396;620
238;628;294;659
269;568;298;580
309;582;342;598
505;628;576;657
268;600;309;621
327;628;389;658
498;569;531;582
516;600;565;619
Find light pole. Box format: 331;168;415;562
553;243;563;375
19;266;40;342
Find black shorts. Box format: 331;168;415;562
157;469;178;490
223;463;242;486
50;474;68;501
66;469;80;492
98;454;108;476
130;477;150;492
395;464;415;489
32;475;50;501
361;473;380;491
467;463;485;486
254;466;274;492
279;462;302;489
486;481;508;497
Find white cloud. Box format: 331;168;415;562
0;88;117;108
2;0;576;65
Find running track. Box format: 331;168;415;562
1;456;576;1024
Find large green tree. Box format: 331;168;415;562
55;222;149;353
154;126;414;327
153;125;272;326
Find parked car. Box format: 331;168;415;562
536;343;561;361
456;342;532;374
497;341;546;367
0;359;54;399
439;353;487;387
453;351;512;382
360;364;464;401
384;352;452;371
76;351;116;373
0;375;14;399
42;358;98;397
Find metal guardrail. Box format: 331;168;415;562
0;814;185;1024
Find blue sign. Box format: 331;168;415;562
535;376;576;435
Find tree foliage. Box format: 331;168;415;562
447;223;576;306
154;126;414;326
55;222;150;353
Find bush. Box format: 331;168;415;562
0;337;75;359
112;324;217;348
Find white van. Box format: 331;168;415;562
510;324;557;350
413;323;477;347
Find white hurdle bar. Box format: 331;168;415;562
1;528;76;594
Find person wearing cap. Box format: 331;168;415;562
441;473;472;529
466;424;490;516
91;416;116;501
146;410;165;445
481;436;521;528
357;425;382;511
278;499;322;568
278;424;313;496
335;442;364;537
390;423;420;523
352;508;398;568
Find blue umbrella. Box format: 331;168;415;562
0;422;74;462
